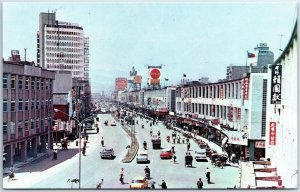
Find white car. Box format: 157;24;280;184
110;121;116;126
136;151;149;163
195;149;208;162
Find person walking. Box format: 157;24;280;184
144;166;151;178
187;142;191;151
52;149;58;160
149;180;156;189
119;168;125;184
205;167;211;184
173;154;177;164
96;178;104;189
101;137;104;147
3;156;6;168
197;178;204;189
160;180;167;189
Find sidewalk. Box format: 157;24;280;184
239;161;256;189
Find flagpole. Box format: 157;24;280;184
245;51;248;74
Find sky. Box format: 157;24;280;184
2;2;297;93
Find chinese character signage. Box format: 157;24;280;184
269;122;276;145
271;65;282;104
237;108;241;120
243;78;249;100
229;104;233;122
220;86;224;100
255;141;265;148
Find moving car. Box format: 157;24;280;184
110;121;116;126
160;149;173;159
195;149;208;162
136;151;149;163
100;148;115;159
129;176;149;189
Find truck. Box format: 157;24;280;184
151;134;161;149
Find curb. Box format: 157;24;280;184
112;115;139;163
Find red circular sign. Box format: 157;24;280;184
150;68;161;79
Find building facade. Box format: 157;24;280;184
37;12;88;80
3;60;55;167
265;22;297;188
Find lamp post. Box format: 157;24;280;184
54;108;89;189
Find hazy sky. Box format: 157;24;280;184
3;2;297;93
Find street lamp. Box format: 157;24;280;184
54;108;89;189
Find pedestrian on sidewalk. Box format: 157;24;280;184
159;180;167;189
3;156;6;168
197;178;204;189
96;127;99;134
173;155;177;164
205;167;211;184
96;178;104;189
119;168;125;184
82;147;86;156
187;142;191;151
52;149;58;160
101;137;104;147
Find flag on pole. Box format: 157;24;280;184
183;73;186;77
247;52;256;58
165;78;169;81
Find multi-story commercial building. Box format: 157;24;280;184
175;73;268;161
265;22;297;188
226;65;249;80
255;43;274;69
3;53;55;167
37;12;89;80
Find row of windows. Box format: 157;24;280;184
46;58;81;64
3;74;52;90
46;41;81;47
46;35;81;41
46;46;81;53
46;30;81;36
3;99;52;112
46;63;81;70
177;81;243;100
46;52;81;59
3;118;50;136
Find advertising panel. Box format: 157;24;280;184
270;65;282;104
243;78;249;100
115;77;127;91
134;75;142;84
148;66;161;85
269;122;276;145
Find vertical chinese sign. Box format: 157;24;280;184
243;78;249;100
269;122;276;145
270;65;282;104
237;108;241;120
220;86;224;100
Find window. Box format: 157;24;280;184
25;77;29;89
41;101;44;109
11;101;15;111
3;123;7;136
18;121;23;137
3;99;7;112
31;119;34;129
25;100;29;110
41;79;44;90
3;74;8;89
10;122;16;134
36;78;40;89
36;120;39;129
18;76;23;89
31;100;34;110
24;121;29;130
18;99;23;111
11;75;16;89
31;77;35;89
36;101;39;109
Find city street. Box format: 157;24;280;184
3;113;239;189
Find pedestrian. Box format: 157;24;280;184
119;168;125;184
82;147;86;156
205;167;211;184
96;178;104;189
9;164;14;173
197;178;204;189
144;166;151;178
187;142;191;151
173;154;177;163
52;149;57;160
159;180;167;189
172;136;176;144
231;153;236;164
96;127;99;133
101;137;104;147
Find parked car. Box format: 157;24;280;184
195;149;208;162
100;148;115;159
160;149;173;159
129;176;149;189
136;151;149;163
110;121;116;126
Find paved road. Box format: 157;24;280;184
3;113;239;189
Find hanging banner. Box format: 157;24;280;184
220;86;224;100
270;65;282;104
269;122;276;145
243;78;249;100
237;108;241;120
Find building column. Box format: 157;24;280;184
41;135;47;153
249;141;255;161
20;140;27;162
4;145;13;167
32;137;38;157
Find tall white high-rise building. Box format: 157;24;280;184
37;11;89;80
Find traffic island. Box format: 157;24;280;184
112;115;139;163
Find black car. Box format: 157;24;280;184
100;148;115;159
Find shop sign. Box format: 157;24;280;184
269;122;276;145
229;104;233;122
245;147;250;158
243;78;249;100
270;65;282;104
237;108;241;120
255;141;265;148
224;130;248;145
